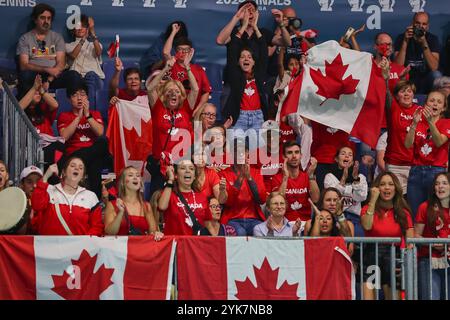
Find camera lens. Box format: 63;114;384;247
413;26;425;38
288;18;302;30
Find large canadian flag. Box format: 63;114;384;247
106;99;152;174
0;236;175;300
177;237;354;300
280;40;386;148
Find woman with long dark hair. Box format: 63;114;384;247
324;145;368;237
415;172;450;300
19;75;64;170
361;172;414;300
158;159;212;235
405;90;449;218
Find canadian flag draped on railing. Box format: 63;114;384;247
177;237;354;300
0;236;175;300
0;236;354;300
106;99;152;175
279;40;386;148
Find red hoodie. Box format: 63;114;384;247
31;180;103;236
219;166;267;224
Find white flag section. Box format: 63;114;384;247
226;237;306;300
107;98;152;174
118;99;151;169
299;40;372;133
34;236;128;300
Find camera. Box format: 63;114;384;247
288;17;302;30
413;26;425;38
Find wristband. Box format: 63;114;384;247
422;46;429;51
366;209;374;216
86;114;93;120
309;175;316;180
337;214;346;223
164;181;174;188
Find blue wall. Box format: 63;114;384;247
0;0;449;66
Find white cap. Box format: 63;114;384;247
20;166;43;181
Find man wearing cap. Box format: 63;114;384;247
19;165;43;200
17;165;43;234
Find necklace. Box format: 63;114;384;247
178;190;198;228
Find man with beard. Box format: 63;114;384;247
16;3;81;97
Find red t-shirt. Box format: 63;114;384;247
198;168;220;199
29;102;56;136
416;201;450;258
385;100;421;166
279;122;297;147
311;121;352;164
412;119;450;167
251;148;283;194
151;99;192;160
361;205;413;248
162;190;212;235
240;79;261;111
168;63;211;109
271;171;311;221
57;110;103;156
219;167;267;224
380;62;409;128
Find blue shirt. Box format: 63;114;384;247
253;218;295;237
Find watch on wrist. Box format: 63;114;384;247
337;214;346;223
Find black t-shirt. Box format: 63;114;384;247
394;32;440;75
223;27;273;84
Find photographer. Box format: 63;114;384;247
394;12;441;94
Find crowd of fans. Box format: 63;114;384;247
1;1;450;300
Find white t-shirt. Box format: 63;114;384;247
66;38;105;79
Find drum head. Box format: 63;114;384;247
0;187;27;232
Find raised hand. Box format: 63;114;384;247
292;218;302;236
115;57;123;72
251;8;259;29
43;163;59;182
33;74;42;91
219;177;227;192
271;9;283;24
171;23;180;34
370;187;380;203
116;198;125;214
110;96;119;105
166;165;175;181
88;17;95;35
183;48;195;68
308;198;321;216
224;116;233;129
412;108;422;125
307;157;318;176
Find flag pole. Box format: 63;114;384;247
115;34;120;58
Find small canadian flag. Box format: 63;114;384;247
108;34;120;58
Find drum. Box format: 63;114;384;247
0;187;27;234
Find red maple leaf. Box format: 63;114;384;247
123;118;152;161
234;258;299;300
51;250;114;300
310;53;360;105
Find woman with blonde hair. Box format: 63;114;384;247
104;166;163;239
146;54;199;196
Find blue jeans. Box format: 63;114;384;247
345;211;365;238
418;258;450;300
232;109;264;150
228;218;263;236
83;71;104;108
407;166;445;219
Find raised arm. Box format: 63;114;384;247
157;166;174;212
109;57;122;98
404;108;422;149
184;49;199;110
361;187;379;231
394;26;413;67
216;5;247;45
163;23;179;60
147;57;175;108
89;17;102;58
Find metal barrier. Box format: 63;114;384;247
1;80;43;183
406;238;450;300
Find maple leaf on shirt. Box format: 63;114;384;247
420;143;432;156
51;250;114;300
235;258;299;300
310;53;360;106
244;86;255;97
